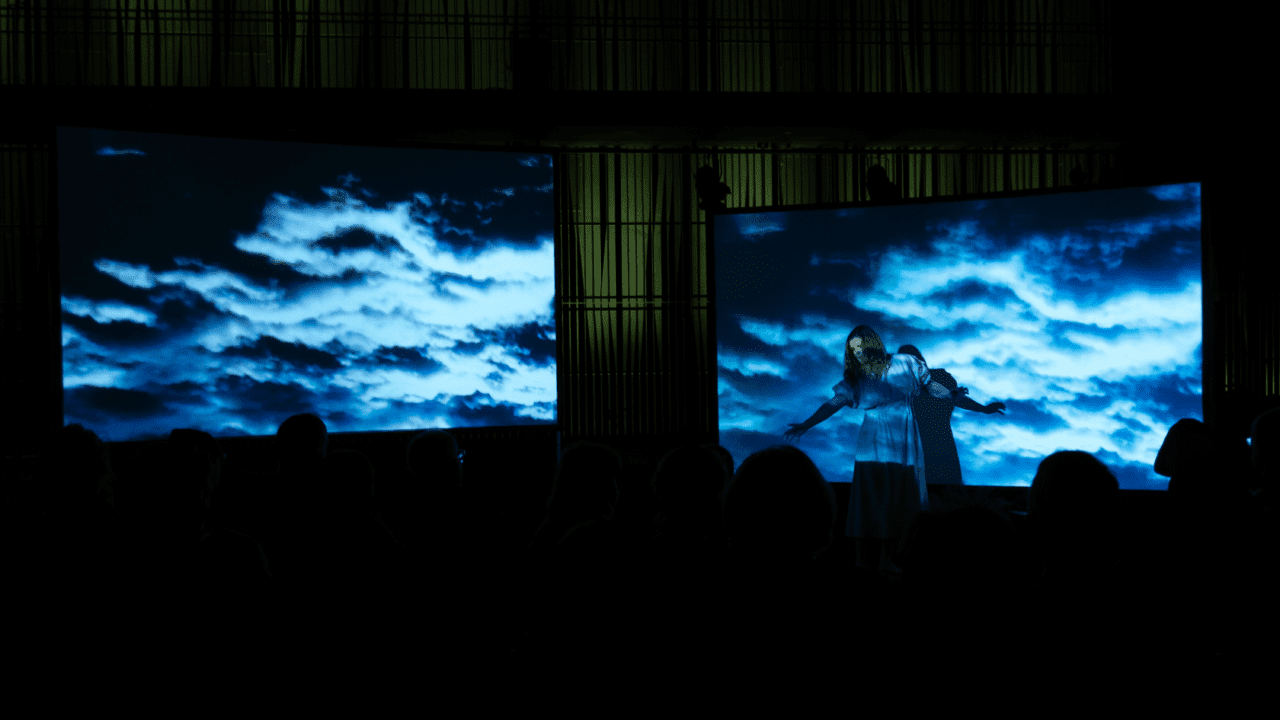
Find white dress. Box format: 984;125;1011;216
834;353;932;539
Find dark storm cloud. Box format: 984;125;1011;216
1046;320;1131;342
430;271;497;296
1072;394;1113;412
1111;427;1137;447
504;322;556;366
215;375;317;416
65;386;169;420
311;227;405;257
157;380;209;403
716;314;783;354
719;429;784;452
1094;373;1203;419
152;287;236;331
1120;415;1152;434
62;311;160;346
367;345;444;373
924;280;1022;311
472;322;555;367
221;336;345;371
1000;400;1069;431
371;393;549;428
443;392;538;426
97;147;146;156
719;368;795;399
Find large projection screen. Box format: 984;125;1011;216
58;127;556;441
715;183;1202;491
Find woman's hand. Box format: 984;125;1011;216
985;402;1006;415
784;423;809;442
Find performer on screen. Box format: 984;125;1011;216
897;345;1006;487
783;326;965;575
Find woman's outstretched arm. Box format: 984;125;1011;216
955;393;1006;415
784;399;843;441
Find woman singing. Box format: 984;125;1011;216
783;326;965;575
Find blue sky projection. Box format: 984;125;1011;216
715;183;1202;490
59;128;555;440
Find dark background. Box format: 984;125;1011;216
1;5;1270;507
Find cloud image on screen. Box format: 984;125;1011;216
59;127;556;440
715;183;1202;490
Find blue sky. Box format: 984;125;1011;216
715;183;1202;490
59;127;556;440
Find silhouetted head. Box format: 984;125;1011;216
867;164;890;185
844;325;890;385
1161;420;1252;516
723;445;835;561
276;413;328;473
548;442;622;523
406;430;463;489
168;428;225;489
1028;451;1119;568
653;445;730;528
1154;418;1210;478
1029;451;1119;521
40;424;114;506
897;345;926;364
704;444;735;478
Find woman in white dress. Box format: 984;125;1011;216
783;325;966;575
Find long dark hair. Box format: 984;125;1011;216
843;325;890;386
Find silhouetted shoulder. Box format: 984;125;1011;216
930;368;958;390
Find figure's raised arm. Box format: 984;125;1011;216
784;399;844;441
956;392;1005;415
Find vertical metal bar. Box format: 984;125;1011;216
463;0;473;89
613;151;623;434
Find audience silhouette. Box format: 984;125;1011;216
8;406;1275;672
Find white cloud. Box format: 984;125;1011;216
738;317;787;346
79;187;557;426
94;259;156;288
1149;183;1199;201
62;297;157;326
734;213;785;238
718;347;788;379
